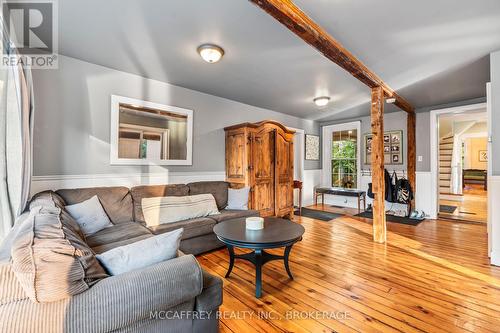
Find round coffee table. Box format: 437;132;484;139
213;217;305;298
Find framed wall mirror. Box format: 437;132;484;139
110;95;193;165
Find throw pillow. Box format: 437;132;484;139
96;228;183;275
226;187;250;210
142;194;220;226
65;195;113;236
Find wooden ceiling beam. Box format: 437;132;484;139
250;0;414;113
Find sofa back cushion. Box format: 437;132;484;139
142;194;220;226
187;181;229;210
56;187;133;224
131;184;189;223
11;206;108;303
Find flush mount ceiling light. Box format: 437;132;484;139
313;96;330;107
197;44;224;63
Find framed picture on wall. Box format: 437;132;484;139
305;134;320;160
479;150;488;162
364;130;403;165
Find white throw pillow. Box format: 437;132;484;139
142;194;220;226
96;228;183;276
65;195;113;236
226;187;250;210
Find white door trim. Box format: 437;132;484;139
429;102;488;220
321;121;361;188
287;127;305;182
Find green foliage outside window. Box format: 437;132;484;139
332;139;357;188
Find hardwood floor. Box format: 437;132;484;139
198;204;500;333
439;184;487;224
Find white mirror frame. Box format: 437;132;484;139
110;95;193;165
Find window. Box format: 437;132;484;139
331;129;358;188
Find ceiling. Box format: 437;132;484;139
57;0;500;122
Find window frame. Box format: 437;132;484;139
322;121;361;189
109;95;193;165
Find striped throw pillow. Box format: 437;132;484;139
142;194;220;226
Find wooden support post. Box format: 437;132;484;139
407;112;416;204
371;87;386;243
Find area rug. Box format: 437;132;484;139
440;205;457;214
294;208;343;221
354;211;423;226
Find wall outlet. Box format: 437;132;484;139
418;156;423;162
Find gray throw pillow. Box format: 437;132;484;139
96;228;183;276
65;195;113;236
226;187;250;210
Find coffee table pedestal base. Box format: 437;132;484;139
225;245;294;298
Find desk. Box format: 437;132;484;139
314;187;366;213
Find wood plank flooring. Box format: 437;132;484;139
198;204;500;333
439;184;487;224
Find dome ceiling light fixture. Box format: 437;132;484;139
313;96;330;108
197;44;224;63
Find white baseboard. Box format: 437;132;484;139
491;251;500;267
489;175;500;265
30;171;225;195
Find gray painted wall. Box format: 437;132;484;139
492;51;500;176
32;55;320;176
320;111;409;172
319;97;487;173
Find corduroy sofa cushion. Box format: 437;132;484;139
56;187;133;224
10;206;108;303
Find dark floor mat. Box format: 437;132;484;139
294;208;343;221
440;205;457;214
354;211;423;226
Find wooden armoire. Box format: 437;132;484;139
224;120;295;218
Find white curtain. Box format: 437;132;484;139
0;8;35;241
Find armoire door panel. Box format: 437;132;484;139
226;132;246;179
275;131;293;215
253;182;275;216
252;129;275;216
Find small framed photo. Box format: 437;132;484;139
479;150;488;162
305;134;320;160
384;145;390;153
392;154;400;163
391;133;400;144
367;146;372;153
391;145;400;152
383;135;390;144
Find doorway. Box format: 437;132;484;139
431;104;488;224
288;127;305;207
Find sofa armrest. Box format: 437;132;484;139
195;269;223;312
69;254;203;331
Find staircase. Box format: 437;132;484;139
439;136;454;194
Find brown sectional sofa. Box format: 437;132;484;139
0;181;258;333
54;181;259;255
